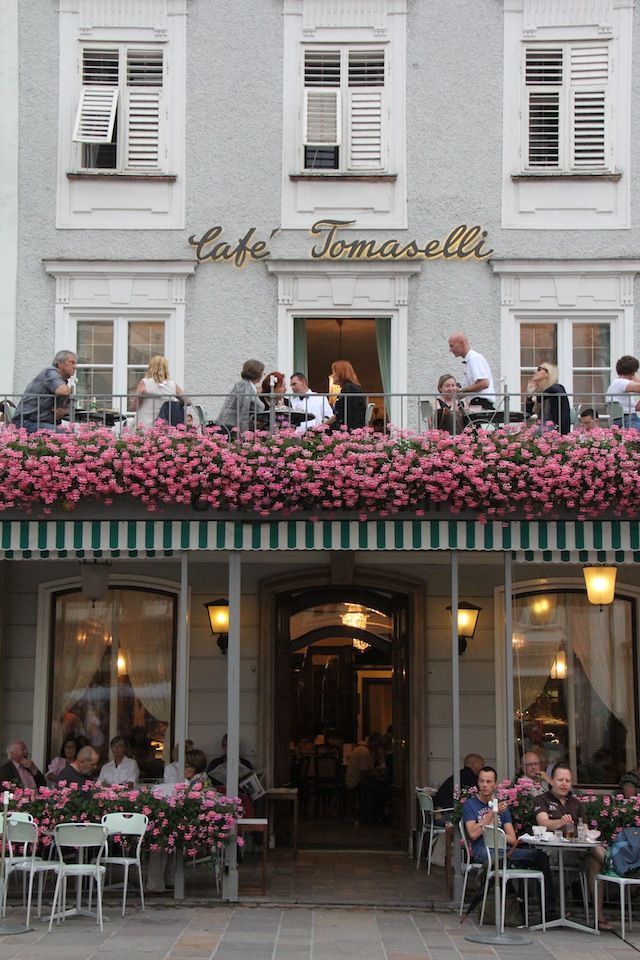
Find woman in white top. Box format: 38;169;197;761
131;356;185;427
98;735;140;786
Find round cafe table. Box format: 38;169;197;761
520;834;600;934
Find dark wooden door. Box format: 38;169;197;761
391;597;410;848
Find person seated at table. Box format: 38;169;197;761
463;765;556;918
289;372;332;433
13;350;77;434
98;735;140;786
260;372;289;410
185;749;215;789
327;360;367;431
0;740;47;789
525;362;571;434
207;735;254;788
605;355;640;429
576;408;599;432
217;359;265;434
619;765;640;799
131;356;186;428
519;751;551;796
533;761;609;929
433;753;484;819
46;736;82;784
55;745;99;787
345;735;388;824
163;740;195;784
435;374;465;434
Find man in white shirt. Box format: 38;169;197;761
448;333;495;404
606;355;640;429
98;735;140;786
289;372;333;433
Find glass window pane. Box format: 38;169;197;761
513;591;636;786
573;323;610;369
76;368;113;399
128;322;165;366
49;588;175;774
77;321;114;366
573;371;610;408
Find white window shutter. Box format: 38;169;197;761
347;90;384;169
72;86;118;143
124;49;164;170
570;45;608;168
524;47;563;168
303;89;341;145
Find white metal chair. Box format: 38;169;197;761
3;816;59;926
480;825;546;932
48;822;108;932
101;812;148;916
420;399;436;429
365;402;375;425
459;819;483;916
594;871;640;939
415;789;449;873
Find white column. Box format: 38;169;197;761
173;551;190;900
504;553;515;780
451;552;461;897
222;551;241;901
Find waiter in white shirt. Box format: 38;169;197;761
289;372;333;433
447;332;495;406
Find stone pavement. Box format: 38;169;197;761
0;905;639;960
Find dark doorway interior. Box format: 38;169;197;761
273;586;410;850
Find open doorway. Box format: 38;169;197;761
273;586;409;850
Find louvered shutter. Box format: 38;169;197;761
524;47;562;168
73;49;119;144
124;49;164;169
303;50;341;147
570;45;608;169
347;50;385;169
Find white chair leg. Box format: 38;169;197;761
540;878;546;932
479;869;492;926
415;828;424;871
122;864;129;917
427;823;435;875
628;885;633;932
500;876;507;934
26;870;36;927
594;878;599;932
137;862;145;911
523;879;529;928
96;873;103;932
459;869;469;916
48;874;62;932
580;872;589;923
621;883;626;940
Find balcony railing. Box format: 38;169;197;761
0;389;632;436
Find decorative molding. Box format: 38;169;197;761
44;260;196;308
520;0;614;36
501;276;515;306
394;276;408;306
621;275;635;306
78;0;173;35
491;259;640;277
300;0;389;36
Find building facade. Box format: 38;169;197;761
1;0;640;888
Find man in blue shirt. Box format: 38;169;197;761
463;765;556;917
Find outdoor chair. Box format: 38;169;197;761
479;824;546;932
594;871;640;940
314;754;343;817
2;815;59;926
415;788;449;873
101;812;148;916
458;820;483;916
420;399;436;430
48;822;108;932
365;402;375;425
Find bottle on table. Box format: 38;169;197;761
577;817;586;841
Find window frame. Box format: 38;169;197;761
73;43;167;175
299;44;388;175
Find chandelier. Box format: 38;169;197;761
341;605;369;652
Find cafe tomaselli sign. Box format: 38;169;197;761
188;219;493;268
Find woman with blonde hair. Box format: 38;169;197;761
132;356;185;427
526;361;571;434
328;360;367;431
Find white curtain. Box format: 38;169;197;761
51;595;111;755
118;590;173;738
513;622;563;714
568;595;636;767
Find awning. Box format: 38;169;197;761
1;517;639;561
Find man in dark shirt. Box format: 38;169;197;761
433;752;484;813
534;761;609;929
13;350;77;432
56;746;99;787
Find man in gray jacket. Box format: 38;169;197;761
217;359;265;434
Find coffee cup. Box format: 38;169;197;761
532;825;546;836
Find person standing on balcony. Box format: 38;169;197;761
447;333;495;407
327;360;367;430
606;355;640;429
526;362;571;434
13;350;77;433
217;359;265;434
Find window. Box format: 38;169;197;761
302;48;386;172
512;590;637;786
73;46;165;173
518;319;611;406
49;587;176;771
75;317;166;404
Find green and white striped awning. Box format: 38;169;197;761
1;518;640;561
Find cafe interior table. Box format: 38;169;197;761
520;834;600;934
70;409;128;428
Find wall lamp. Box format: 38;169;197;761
205;599;230;654
446;601;482;655
583;564;617;610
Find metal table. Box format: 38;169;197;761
521;835;600;934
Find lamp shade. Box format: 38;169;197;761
583;565;617;607
446;601;482;654
205;600;230;635
79;560;111;603
529;594;555;627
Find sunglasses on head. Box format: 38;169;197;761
537;366;548;372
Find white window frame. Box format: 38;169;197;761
300;46;387;174
73;44;167;174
